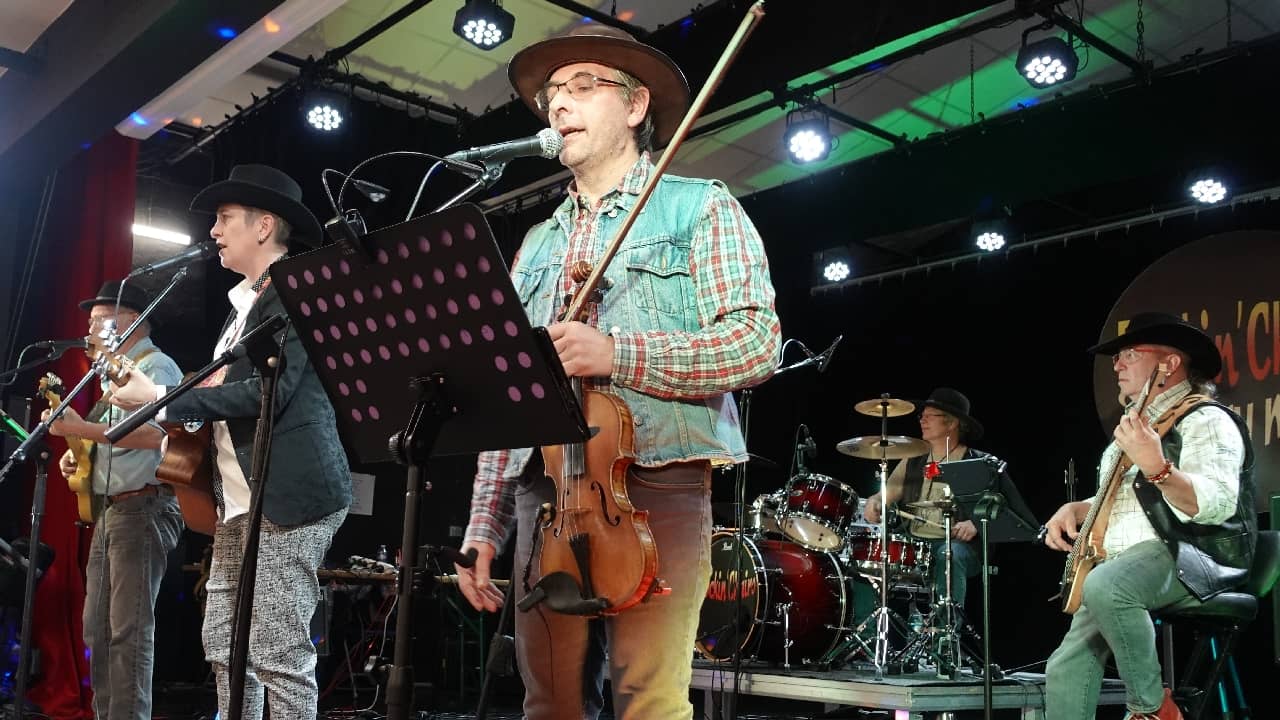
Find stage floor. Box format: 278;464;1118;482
690;659;1129;719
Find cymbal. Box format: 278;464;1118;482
835;435;929;460
853;397;915;418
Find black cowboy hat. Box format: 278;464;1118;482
916;387;984;442
1087;311;1221;378
508;23;690;149
189;164;322;247
78;280;152;315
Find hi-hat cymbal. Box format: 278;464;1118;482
853;397;916;418
835;435;929;460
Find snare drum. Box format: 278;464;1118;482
777;473;858;551
697;532;847;666
845;533;931;584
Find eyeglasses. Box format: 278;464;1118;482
1111;346;1163;366
535;72;626;112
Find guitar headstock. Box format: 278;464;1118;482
37;373;65;406
86;336;134;385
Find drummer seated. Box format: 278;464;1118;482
863;388;989;609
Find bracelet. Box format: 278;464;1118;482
1146;460;1173;485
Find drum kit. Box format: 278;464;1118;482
696;395;982;678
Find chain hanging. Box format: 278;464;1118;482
969;39;976;125
1135;0;1146;65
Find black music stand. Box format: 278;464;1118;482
936;457;1038;720
270;203;589;720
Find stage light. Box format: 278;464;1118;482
813;247;853;286
1016;32;1078;88
304;89;348;133
975;230;1006;252
972;205;1013;251
785;106;831;164
453;0;515;50
133;223;191;246
1187;170;1230;205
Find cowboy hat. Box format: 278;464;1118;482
916;387;984;442
1087;311;1221;377
189;164;322;247
508;24;690;148
78;280;152;316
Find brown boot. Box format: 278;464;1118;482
1123;688;1184;720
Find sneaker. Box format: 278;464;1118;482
1123;688;1184;720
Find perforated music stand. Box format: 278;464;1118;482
938;458;1038;543
269;203;589;720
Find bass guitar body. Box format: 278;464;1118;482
156;423;217;536
538;389;661;616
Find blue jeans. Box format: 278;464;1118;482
927;538;979;608
513;462;712;720
83;491;183;720
1046;539;1200;718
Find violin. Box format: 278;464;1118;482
520;3;768;618
528;263;663;616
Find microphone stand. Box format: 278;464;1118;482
0;346;72;387
0;267;188;719
719;342;832;720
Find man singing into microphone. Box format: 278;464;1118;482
43;281;184;720
452;24;780;720
110;165;351;720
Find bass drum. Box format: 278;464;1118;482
696;532;847;666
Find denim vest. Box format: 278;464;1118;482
500;173;749;478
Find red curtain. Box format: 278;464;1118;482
21;131;137;719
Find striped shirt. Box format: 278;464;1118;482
466;155;780;548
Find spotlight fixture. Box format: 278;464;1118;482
971;204;1013;252
1016;26;1079;88
453;0;515;50
1186;169;1230;205
785;106;832;164
813;247;853;286
303;88;348;133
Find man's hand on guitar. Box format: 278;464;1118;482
57;449;77;479
548;321;615;378
41;406;84;437
1113;408;1165;474
1044;501;1089;552
455;540;504;613
109;371;159;410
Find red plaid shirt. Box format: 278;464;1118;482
466;155;780;548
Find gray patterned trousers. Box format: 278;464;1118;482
203;508;347;720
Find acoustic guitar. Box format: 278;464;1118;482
37;373;102;524
155;417;216;536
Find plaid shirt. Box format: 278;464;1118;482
466;154;780;548
1088;380;1246;559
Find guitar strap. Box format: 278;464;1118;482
1088;393;1211;557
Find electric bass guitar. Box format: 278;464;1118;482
1056;362;1165;613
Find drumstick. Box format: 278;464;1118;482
896;509;945;528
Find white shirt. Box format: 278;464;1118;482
209;278;261;522
1088;380;1245;559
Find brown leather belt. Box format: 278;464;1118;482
107;484;171;504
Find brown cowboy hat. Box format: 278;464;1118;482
190;164;322;247
1087;311;1221;378
508;24;690;148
